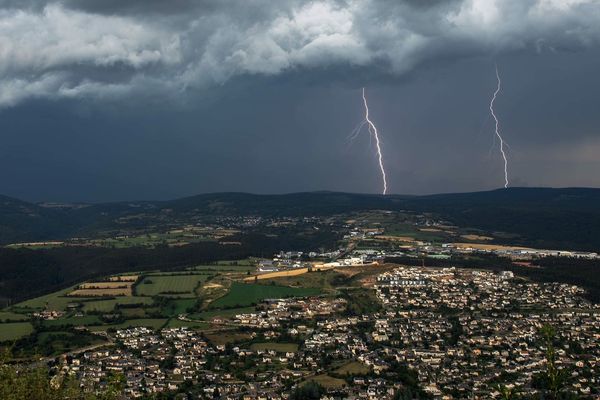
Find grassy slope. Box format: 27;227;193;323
209;282;320;309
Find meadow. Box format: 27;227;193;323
0;322;33;342
42;315;103;328
303;374;346;389
88;318;168;332
334;361;370;375
0;311;28;322
136;274;210;297
189;306;255;321
16;286;94;311
209;282;320;309
250;342;298;353
81;296;154;312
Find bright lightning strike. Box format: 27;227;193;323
360;88;388;195
489;65;509;189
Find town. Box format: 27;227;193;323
49;266;599;399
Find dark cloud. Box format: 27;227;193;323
0;0;598;200
0;0;599;106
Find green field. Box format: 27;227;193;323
250;342;298;353
216;259;256;266
204;330;252;345
16;286;93;311
334;361;370;375
189;264;255;272
42;315;102;328
209;283;320;309
0;311;29;322
189;306;255;321
163;298;198;316
88;318;167;332
33;331;105;357
120;308;152;318
136;274;209;296
81;296;154;312
263;270;343;289
164;318;211;330
303;374;347;389
0;322;34;342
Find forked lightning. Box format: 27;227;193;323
360;88;388;195
489;65;509;188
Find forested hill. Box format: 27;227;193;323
1;187;600;251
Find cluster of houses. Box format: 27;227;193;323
440;244;599;260
233;298;347;328
374;267;600;397
375;267;590;311
53;265;600;399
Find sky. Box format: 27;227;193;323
0;0;599;202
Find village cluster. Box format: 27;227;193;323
54;266;600;399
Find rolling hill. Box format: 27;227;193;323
1;188;600;250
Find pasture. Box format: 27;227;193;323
69;288;131;297
190;306;255;321
88;318;167;332
209;282;320;309
165;319;211;330
17;286;93;311
334;361;370;375
250;342;298;353
81;296;154;312
204;330;252;345
70;278;136;297
302;374;346;389
163;298;198;315
0;322;34;342
42;315;102;328
0;311;29;322
136;274;209;297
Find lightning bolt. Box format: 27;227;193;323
361;88;388;195
489;65;509;189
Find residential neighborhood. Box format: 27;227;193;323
51;266;599;399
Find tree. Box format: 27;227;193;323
0;350;121;400
289;381;325;400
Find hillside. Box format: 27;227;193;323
1;188;600;250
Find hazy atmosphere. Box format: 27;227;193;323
1;0;599;201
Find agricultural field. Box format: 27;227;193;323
136;274;210;297
334;361;370;375
0;322;34;342
81;296;154;312
42;315;103;328
303;374;347;389
88;318;168;332
30;331;106;357
0;311;28;322
16;286;94;311
209;282;321;309
250;342;298;353
1;261;326;354
69;288;132;297
246;268;309;281
164;319;211;330
260;269;345;289
162;298;198;316
70;277;137;297
189;264;256;273
120;308;154;318
204;330;252;346
189;306;255;321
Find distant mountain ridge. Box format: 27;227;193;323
1;187;600;250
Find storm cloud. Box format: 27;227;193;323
0;0;599;107
0;0;599;200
